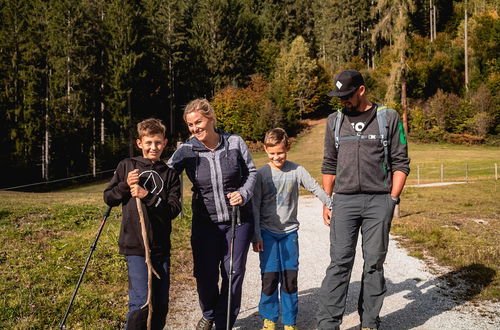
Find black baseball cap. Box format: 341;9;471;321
327;69;365;97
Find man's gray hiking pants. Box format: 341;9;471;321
317;193;397;330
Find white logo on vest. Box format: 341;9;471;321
352;122;365;132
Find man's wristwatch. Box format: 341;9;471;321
390;195;400;204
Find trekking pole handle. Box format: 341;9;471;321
232;205;240;226
103;205;112;218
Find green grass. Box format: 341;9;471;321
393;180;499;301
407;142;500;184
0;189;192;329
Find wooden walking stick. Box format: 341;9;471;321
136;197;160;330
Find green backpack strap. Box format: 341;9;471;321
376;105;390;171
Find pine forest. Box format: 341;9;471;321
0;0;498;188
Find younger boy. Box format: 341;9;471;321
252;128;331;330
104;118;181;329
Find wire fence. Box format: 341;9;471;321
0;169;115;191
2;161;498;193
407;162;499;185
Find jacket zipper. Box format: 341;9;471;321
357;137;361;192
211;151;226;222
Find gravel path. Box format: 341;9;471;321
167;196;499;329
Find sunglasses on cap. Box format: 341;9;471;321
339;87;358;100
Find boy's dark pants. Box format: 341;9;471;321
191;218;253;329
126;255;170;330
317;193;396;330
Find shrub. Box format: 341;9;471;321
447;133;485;145
425;89;465;133
212;75;281;141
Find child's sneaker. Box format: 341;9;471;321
284;325;298;330
262;318;276;330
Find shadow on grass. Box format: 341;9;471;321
0;209;12;221
399;210;424;218
235;264;495;330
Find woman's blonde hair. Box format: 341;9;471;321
264;128;290;149
183;98;217;127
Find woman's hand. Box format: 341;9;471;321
227;191;244;206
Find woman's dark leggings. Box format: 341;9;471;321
191;219;253;329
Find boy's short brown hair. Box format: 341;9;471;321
137;118;166;139
264;128;290;149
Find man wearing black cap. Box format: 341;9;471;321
317;69;410;330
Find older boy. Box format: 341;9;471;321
104;118;181;329
252;128;331;330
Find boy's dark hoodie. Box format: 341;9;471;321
104;156;181;257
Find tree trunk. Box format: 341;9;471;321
401;75;409;136
44;67;51;181
169;56;175;136
92;116;96;177
128;91;134;157
433;4;437;39
464;0;469;93
66;12;71;114
430;0;433;41
100;98;105;145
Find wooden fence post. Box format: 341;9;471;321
393;204;400;218
177;141;184;217
465;163;468;182
417;165;420;185
495;163;498;180
441;163;444;182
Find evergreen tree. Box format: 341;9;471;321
0;0;47;184
45;0;103;176
190;0;259;93
313;0;372;73
142;0;190;136
102;0;142;156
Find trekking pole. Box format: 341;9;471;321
226;205;240;330
59;206;113;329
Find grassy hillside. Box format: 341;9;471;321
0;189;192;329
0;119;498;328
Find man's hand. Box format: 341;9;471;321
323;204;332;226
252;241;263;252
227;191;244;206
127;169;140;187
130;184;148;199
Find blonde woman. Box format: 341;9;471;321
167;98;257;329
